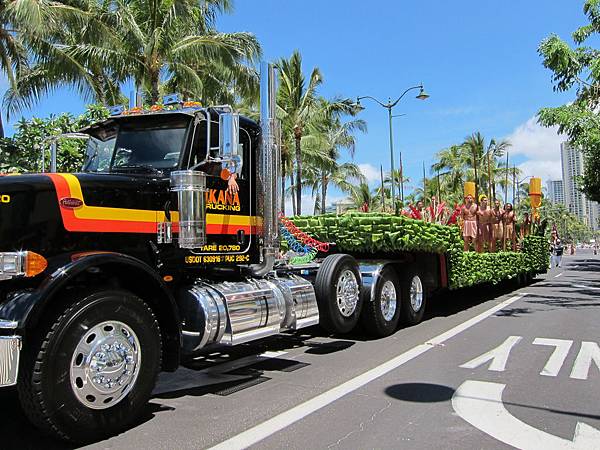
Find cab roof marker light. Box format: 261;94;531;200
109;105;125;116
163;93;182;106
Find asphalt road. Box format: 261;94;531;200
2;250;599;449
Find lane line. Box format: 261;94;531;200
554;272;563;278
209;293;528;450
572;284;600;290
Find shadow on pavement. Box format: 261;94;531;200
385;383;455;403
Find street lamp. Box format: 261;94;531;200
357;84;429;213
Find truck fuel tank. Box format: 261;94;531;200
177;274;319;354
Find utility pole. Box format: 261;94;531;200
504;152;509;204
380;165;385;211
399;149;405;205
422;161;427;201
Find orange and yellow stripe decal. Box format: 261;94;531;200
47;173;258;235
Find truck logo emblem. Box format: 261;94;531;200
60;197;84;209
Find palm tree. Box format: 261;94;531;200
7;0;261;114
462;132;485;200
278;51;322;216
0;1;36;136
305;101;367;213
431;144;470;202
349;182;376;212
278;51;359;215
384;169;411;206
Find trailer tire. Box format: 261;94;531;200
315;254;362;334
399;269;426;326
18;289;161;444
360;266;401;337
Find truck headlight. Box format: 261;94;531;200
0;251;47;280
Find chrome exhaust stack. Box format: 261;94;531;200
250;62;280;277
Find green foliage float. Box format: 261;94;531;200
288;212;549;289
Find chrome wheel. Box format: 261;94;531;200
336;269;360;317
70;320;141;410
410;276;424;312
380;280;398;322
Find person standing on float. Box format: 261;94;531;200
503;203;517;251
477;195;494;252
461;194;478;251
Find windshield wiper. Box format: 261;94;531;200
111;164;164;175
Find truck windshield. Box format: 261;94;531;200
83;116;189;174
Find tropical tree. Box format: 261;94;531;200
349;182;376;212
277;51;322;215
278;51;359;215
0;0;35;137
7;0;261;115
538;0;600;202
384;169;411;206
304;101;366;213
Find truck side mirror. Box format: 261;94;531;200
219;113;241;174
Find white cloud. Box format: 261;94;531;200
505;116;567;183
518;159;562;183
505;116;565;160
283;194;323;216
358;163;380;184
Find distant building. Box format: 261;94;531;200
560;142;599;231
332;199;354;215
546;179;565;205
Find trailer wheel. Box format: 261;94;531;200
360;266;401;337
315;254;363;334
18;290;161;443
400;270;427;326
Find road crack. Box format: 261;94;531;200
326;398;393;449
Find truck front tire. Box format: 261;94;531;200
18;289;162;443
315;254;363;334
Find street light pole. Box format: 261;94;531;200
392;113;407;206
357;85;429;213
387;105;396;212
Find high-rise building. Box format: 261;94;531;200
560;142;600;231
546;179;565;205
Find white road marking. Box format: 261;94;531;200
570;342;600;380
572;284;600;290
554;272;563;278
452;380;600;449
532;338;573;377
459;336;522;372
209;293;528;450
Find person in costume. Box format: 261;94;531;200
461;194;478;251
477;195;494;252
502;203;516;251
492;199;504;251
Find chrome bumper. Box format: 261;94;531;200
0;320;20;387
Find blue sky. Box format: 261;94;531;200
5;0;588;212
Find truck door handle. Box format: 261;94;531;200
237;229;246;245
164;201;171;222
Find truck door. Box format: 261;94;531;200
178;116;257;266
